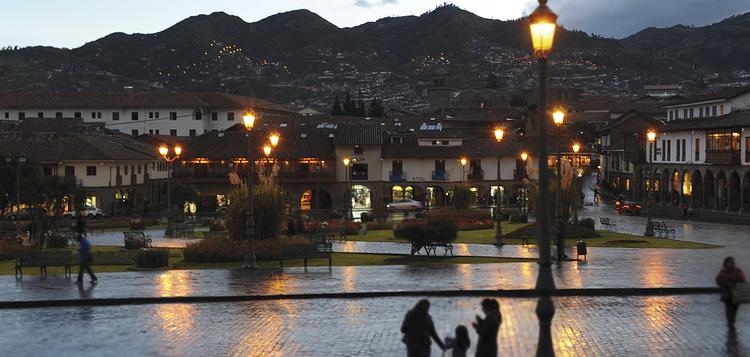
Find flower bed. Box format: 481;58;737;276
183;237;310;263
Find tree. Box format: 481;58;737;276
452;184;473;210
331;96;343;116
170;182;198;216
343;93;354;116
225;169;289;242
369;97;386;118
356;98;367;117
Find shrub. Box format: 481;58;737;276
322;220;361;235
124;235;150;250
0;238;32;260
130;218;146;231
46;234;70;249
183;237;309;263
452;184;472;210
394;218;457;246
136;249;169;268
360;213;373;223
578;217;595;230
225;183;288;241
509;213;528;223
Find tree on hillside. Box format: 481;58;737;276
331;96;343;116
370;97;386;118
343;93;354;116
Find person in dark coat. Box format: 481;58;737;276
472;298;501;357
401;299;445;357
445;325;470;357
717;256;746;329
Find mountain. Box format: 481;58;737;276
0;5;748;106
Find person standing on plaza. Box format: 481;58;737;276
76;229;97;284
472;298;501;357
445;325;470;357
401;299;445;357
717;256;745;329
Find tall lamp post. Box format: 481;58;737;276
158;145;182;237
5;154;27;212
571;143;581;223
493;128;505;246
552;108;565;264
460;157;467;182
644;129;657;237
343;156;351;221
242;111;259;270
529;0;558;355
521;152;529;214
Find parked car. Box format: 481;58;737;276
63;206;105;219
615;200;642;215
5;207;49;221
386;199;424;211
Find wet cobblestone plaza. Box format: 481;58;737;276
3;179;750;356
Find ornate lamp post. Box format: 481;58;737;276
158;145;181;237
645;129;657;237
529;0;558;355
460;157;467;182
552;108;566;264
571;142;581;223
493;128;505;246
521;152;529;214
242;110;260;270
343;156;351;221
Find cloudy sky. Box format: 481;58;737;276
2;0;748;48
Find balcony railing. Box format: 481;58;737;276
389;171;407;182
705;150;740;165
468;169;484;181
431;170;448;181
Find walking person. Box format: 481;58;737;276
445;325;470;357
472;298;501;357
76;230;97;284
401;299;445;357
717;257;745;330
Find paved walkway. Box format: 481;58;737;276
87;228;203;248
0;294;744;356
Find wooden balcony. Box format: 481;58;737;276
705;150;740;165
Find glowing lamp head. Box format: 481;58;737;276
552;108;565;126
263;145;272;157
174;146;182;157
529;0;558;57
572;143;580;154
242;111;256;130
521;152;529;161
343;157;350;167
269;133;280;147
647;129;657;143
460;157;467;166
494;128;505;142
158;145;169;157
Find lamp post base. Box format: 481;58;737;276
243;244;260;270
644;216;655;237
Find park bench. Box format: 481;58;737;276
279;241;333;272
599;217;617;231
123;231;152;250
15;250;73;278
653;221;675;238
410;241;454;256
172;223;196;239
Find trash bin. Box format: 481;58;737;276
576;239;587;261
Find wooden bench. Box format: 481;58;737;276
410;241;454;256
279;242;333;272
15;250;73;277
123;231;152;250
599;217;617;231
653;221;675;238
172;223;195;239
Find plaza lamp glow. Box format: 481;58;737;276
242;111;256;130
494;128;505;142
645;129;658;238
572;143;581;154
460;157;467;166
263;145;272;157
529;0;558;58
269;133;280;147
158;144;182;237
521;152;529;162
343;156;351;220
552;108;565;127
647;129;657;143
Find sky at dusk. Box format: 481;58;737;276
1;0;748;48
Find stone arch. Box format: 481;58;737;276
682;170;692;204
742;172;750;213
652;169;661;204
351;184;372;210
300;189;332;211
426;186;446;207
704;170;715;210
716;171;728;211
729;171;741;212
692;170;703;209
672;170;681;205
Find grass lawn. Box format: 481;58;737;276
350;227;720;249
0;247;532;276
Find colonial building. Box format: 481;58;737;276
0;92;296;137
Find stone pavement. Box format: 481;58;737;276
0;294;744;356
87;228;202;248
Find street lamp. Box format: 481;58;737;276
6;154;27;213
343;156;351;221
493;128;505;246
269;133;280;148
242;109;259;270
530;0;558;355
521;151;529;163
571;142;581;223
520;151;529;215
552;107;565;265
645;129;657;237
460;157;467;182
158;145;181;237
263;145;272;158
